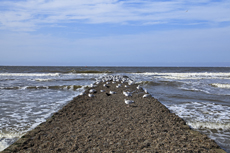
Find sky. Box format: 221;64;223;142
0;0;230;66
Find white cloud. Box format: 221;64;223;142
0;0;229;31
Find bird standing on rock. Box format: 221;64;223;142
124;99;134;107
116;84;121;88
123;91;132;97
89;89;96;93
89;84;94;87
79;92;85;95
109;91;116;94
143;94;151;98
88;94;95;97
103;84;109;88
137;85;142;90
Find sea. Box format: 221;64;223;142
0;66;230;152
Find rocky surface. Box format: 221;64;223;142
2;76;226;153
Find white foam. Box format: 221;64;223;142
64;73;106;78
132;72;230;80
189;121;230;130
0;72;97;151
211;83;230;89
0;132;22;151
0;139;8;151
34;78;54;82
0;132;22;139
19;86;28;90
166;102;230;130
179;87;211;94
0;73;60;77
0;86;86;151
1;85;83;91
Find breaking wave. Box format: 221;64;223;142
132;72;230;80
67;70;112;73
166;102;230;130
210;83;230;89
0;73;60;77
0;85;82;90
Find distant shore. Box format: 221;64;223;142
2;77;226;152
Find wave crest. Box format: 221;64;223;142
210;83;230;89
68;70;112;73
0;85;82;90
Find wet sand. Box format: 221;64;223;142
2;79;226;153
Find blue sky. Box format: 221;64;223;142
0;0;230;66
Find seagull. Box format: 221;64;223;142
116;84;121;88
88;93;95;97
123;91;132;97
128;81;134;85
137;85;142;90
89;89;96;93
100;90;105;92
124;85;128;88
109;91;116;94
143;94;151;98
124;99;134;107
95;81;101;84
79;92;85;95
144;89;148;93
103;84;108;87
89;84;94;87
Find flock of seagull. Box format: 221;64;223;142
81;75;152;107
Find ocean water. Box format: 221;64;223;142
0;66;230;152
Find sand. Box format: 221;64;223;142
1;78;226;153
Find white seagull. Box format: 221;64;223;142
124;99;134;107
103;84;108;87
128;81;134;85
143;94;151;98
116;84;121;88
109;91;116;94
137;85;142;90
100;90;105;92
123;91;132;97
89;89;97;93
89;84;93;87
95;81;101;84
79;92;85;95
89;84;96;87
88;93;95;97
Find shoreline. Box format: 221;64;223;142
1;76;226;152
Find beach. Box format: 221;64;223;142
1;76;225;153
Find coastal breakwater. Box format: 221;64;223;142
2;75;226;152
